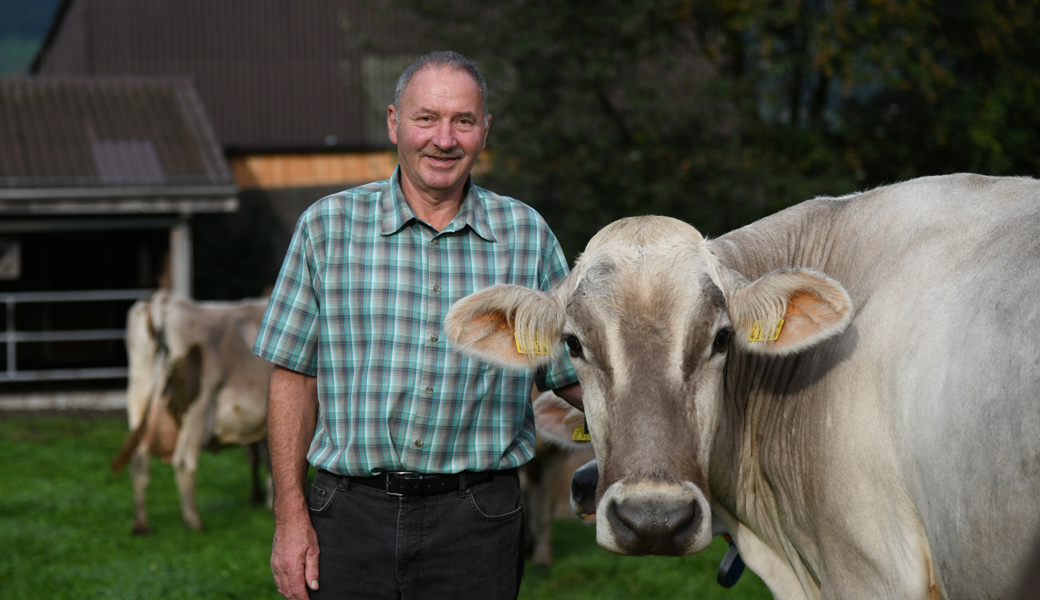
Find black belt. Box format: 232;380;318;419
326;469;510;497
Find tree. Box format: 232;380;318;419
694;0;1040;185
394;0;1040;257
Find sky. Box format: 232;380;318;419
0;0;64;75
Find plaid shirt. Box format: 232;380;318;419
254;168;577;476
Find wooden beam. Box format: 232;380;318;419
230;152;398;189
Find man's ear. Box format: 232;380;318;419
444;284;566;370
728;268;853;356
481;113;492;150
387;105;399;145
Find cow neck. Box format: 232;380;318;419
712;199;853;281
713;347;821;550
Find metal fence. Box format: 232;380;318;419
1;289;152;383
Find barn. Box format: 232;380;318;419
3;0;460;406
0;77;236;398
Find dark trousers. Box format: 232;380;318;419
307;469;525;600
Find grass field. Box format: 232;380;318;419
0;415;773;599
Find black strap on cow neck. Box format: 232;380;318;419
716;534;745;588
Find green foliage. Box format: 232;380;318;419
0;36;39;75
395;0;1040;259
0;416;772;600
0;0;64;74
690;0;1040;184
396;0;853;259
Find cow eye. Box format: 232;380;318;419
712;329;731;353
564;335;583;358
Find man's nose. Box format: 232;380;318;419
431;121;458;148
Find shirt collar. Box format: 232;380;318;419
381;166;497;242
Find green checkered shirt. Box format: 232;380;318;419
254;168;577;476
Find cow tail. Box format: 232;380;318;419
110;400;151;472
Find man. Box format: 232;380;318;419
254;51;581;600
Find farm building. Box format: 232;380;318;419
2;1;459;403
0;77;235;391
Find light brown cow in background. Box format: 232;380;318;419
522;390;595;567
111;291;272;534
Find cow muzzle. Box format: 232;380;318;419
597;479;711;556
570;459;598;521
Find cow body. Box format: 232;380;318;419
113;291;273;533
444;174;1040;599
523;391;595;567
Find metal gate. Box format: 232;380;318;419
1;289;152;383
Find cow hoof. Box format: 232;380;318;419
132;524;151;536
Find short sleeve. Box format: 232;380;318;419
253;210;323;375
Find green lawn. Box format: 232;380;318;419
0;415;772;599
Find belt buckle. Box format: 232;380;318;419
383;471;416;497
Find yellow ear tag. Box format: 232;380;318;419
748;318;785;342
514;332;550;355
572;421;591;442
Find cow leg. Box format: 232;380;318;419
172;403;212;531
533;447;579;568
245;442;262;504
244;440;272;508
173;455;202;531
521;452;556;568
129;447;151;535
529;481;554;567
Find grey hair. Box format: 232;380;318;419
393;51;490;124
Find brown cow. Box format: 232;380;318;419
522;390;594;567
446;174;1040;598
111;291;272;533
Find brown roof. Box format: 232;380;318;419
0;77;236;214
32;0;432;153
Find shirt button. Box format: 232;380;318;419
432;239;440;246
425;387;433;395
432;285;440;293
430;334;439;342
414;439;423;448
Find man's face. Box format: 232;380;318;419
388;66;490;202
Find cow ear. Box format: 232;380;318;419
533;391;589;450
444;284;566;369
729;268;852;355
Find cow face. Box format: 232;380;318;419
445;216;851;557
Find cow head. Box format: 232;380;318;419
445;216;851;556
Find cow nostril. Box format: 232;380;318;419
569;460;599;518
608;496;700;555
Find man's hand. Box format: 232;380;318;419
553;382;583;411
271;512;320;600
267;366;320;599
